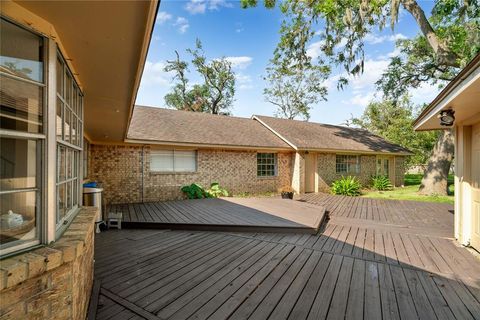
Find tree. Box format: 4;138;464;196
164;51;209;112
349;96;438;168
164;39;236;115
263;63;328;120
242;0;479;195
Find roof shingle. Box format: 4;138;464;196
254;115;412;154
127;106;291;149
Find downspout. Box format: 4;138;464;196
141;146;145;202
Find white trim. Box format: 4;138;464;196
414;66;480;130
46;38;57;243
299;147;411;156
124;138;293;151
251;116;298;150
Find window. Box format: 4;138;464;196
377;157;390;177
56;51;82;228
0;18;44;254
151;150;196;172
257;153;277;177
83;138;89;179
336;155;360;174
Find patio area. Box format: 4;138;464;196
92;195;480;320
107;197;326;233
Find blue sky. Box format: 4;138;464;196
136;0;440;125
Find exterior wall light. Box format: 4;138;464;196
439;109;455;126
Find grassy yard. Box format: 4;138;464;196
361;174;455;204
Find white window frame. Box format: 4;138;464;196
150;150;197;173
257;153;278;177
0;16;84;256
0;17;46;256
336;154;361;174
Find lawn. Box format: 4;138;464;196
361;174;455;204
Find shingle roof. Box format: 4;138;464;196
127;106;291;149
254;115;412;154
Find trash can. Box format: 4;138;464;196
83;187;104;232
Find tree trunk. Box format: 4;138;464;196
401;0;459;67
418;129;454;195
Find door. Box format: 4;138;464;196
376;156;392;179
305;153;316;193
470;123;480;250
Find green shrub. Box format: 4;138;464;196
331;176;362;196
181;183;207;199
371;175;393;191
181;182;229;199
206;182;229;198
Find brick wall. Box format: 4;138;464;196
316;153;376;192
395;156;406;186
0;208;96;320
316;153;406;192
90;144;294;204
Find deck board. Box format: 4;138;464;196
109;197;326;234
94;194;480;320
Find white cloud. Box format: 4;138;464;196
185;0;232;15
224;56;253;69
156;12;172;24
364;33;407;44
349;58;390;90
306;41;324;59
140;61;173;87
185;0;206;14
306;39;347;59
342;91;377;107
236;72;253;90
174;17;190;34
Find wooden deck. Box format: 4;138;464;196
93;195;480;320
108;197;326;233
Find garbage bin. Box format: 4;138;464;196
83;187;104;232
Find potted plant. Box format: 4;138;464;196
279;185;295;199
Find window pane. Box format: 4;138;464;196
58;146;66;182
0;75;43;133
151;151;173;172
57;183;66;223
64;107;71;143
0;191;38;246
0;19;44;83
73;179;78;207
56;58;63;96
0;137;37;190
71;118;77;146
174;151;196;172
66;149;72;179
257;153;276;176
56;98;63;140
66;181;72;211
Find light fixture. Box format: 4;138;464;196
438;109;455;126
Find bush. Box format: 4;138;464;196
331;176;362;196
181;183;207;199
206;182;229;198
181;182;229;199
371;175;393;191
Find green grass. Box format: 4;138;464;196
361;174;455;204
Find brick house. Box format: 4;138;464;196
88;106;412;204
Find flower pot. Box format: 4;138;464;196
281;192;294;199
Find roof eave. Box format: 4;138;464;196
413;53;480;131
124;138;294;151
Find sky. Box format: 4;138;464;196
136;0;440;125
